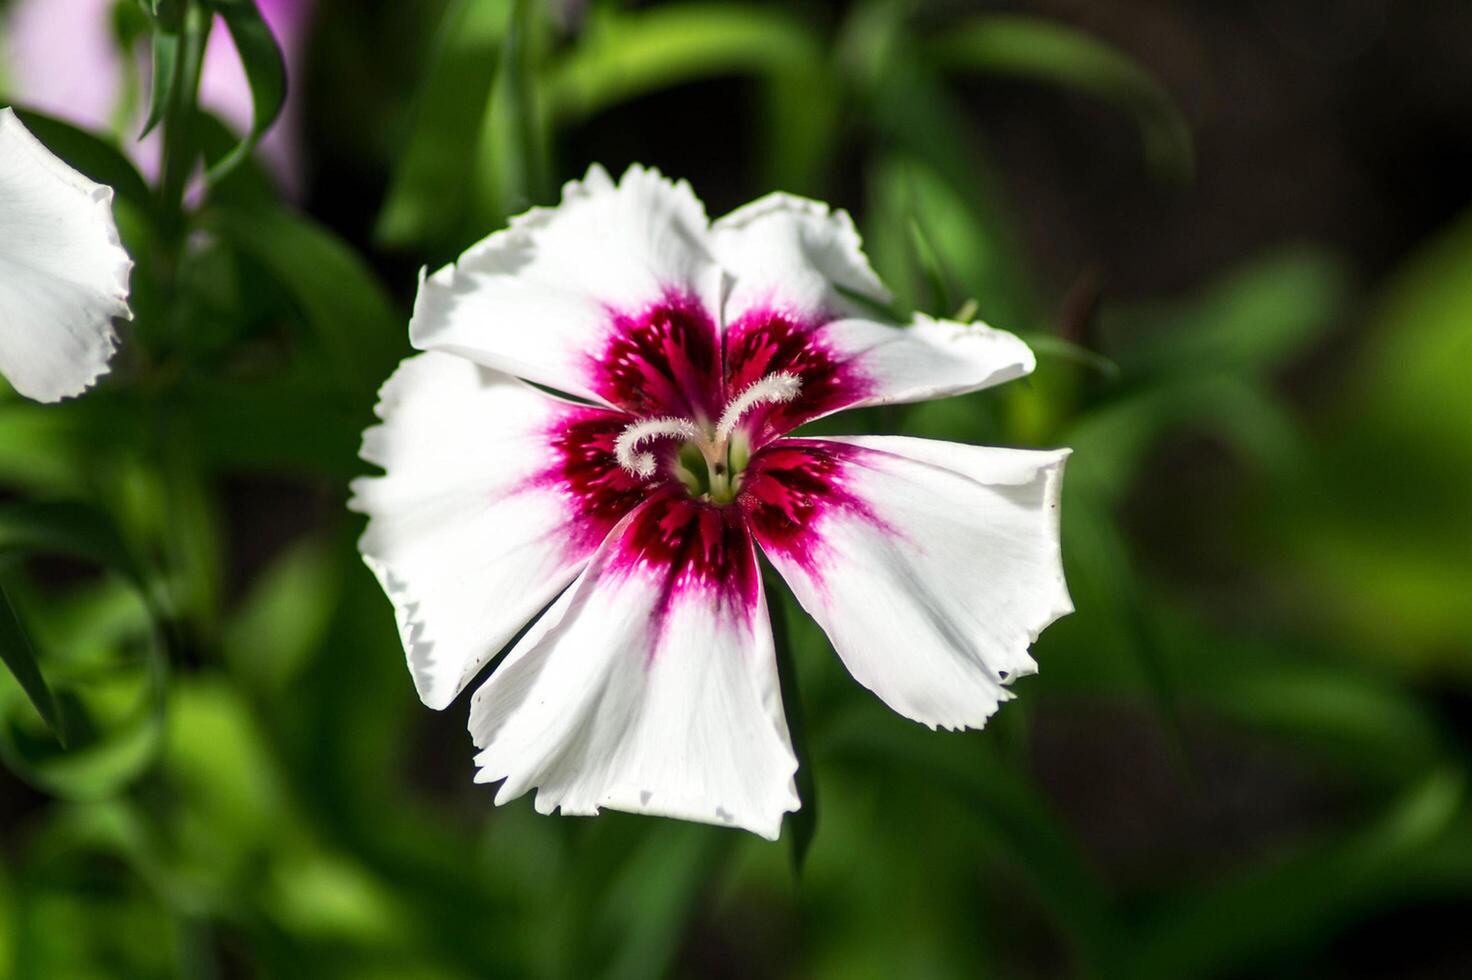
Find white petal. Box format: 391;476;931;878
0;108;131;402
469;493;799;839
350;352;650;710
748;436;1071;731
712;193;1034;421
409;163;724;409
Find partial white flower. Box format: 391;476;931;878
351;165;1071;839
0;108;131;402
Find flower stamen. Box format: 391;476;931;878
715;371;802;441
615;417;701;478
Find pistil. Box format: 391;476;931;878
613;372;802;503
615;417;701;478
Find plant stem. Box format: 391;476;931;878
157;1;212;238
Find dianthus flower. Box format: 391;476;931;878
352;166;1071;838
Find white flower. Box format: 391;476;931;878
351;165;1072;839
0;108;131;402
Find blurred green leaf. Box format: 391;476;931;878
151;0;186;29
548;3;823;122
202;204;406;391
1263;209;1472;669
933;14;1193;181
1066;374;1303;506
0;678;164;802
597;826;729;980
224;536;342;692
1020;332;1120;379
0;584;65;746
266;850;405;945
8;108;154;213
1178;634;1448;782
0;396;151;494
196;109;278;206
824;704;1122;972
376;0;512;248
852;22;1040;333
759;58;841;195
162;677;292;901
505;0;548;204
0;504;165;800
1063;475;1193;778
1104;246;1349;379
139;26;180;140
202;0;288;184
0;583;166;802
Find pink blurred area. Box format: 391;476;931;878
3;0;312;197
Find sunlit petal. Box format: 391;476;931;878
469;490;799;839
748;436;1071;731
351;352;650;710
714;193;1034;437
410;164;724;412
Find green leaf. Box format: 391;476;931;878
547;3;823;122
1066;374;1303;506
150;0;186;29
503;0;547;205
759;58;841;195
1176;633;1447;781
0;510;167;801
202;0;288;184
201;204;406;391
1104;246;1349;379
195;109;276;206
0;585;65;746
824;705;1122;972
375;0;511;248
933;14;1193;182
223;536;342;692
1063;476;1194;778
6;108;153;213
855;30;1040;332
138;26;181;140
0;396;149;493
596;826;731;980
1019;332;1120;379
1261;208;1472;669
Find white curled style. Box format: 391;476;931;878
614;416;701;478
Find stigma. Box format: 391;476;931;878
612;372;803;500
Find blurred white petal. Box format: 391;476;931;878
0;108;131;402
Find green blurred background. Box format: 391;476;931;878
2;0;1471;976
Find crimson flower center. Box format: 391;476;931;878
613;371;801;504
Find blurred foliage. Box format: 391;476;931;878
1;0;1471;977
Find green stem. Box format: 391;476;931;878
157;2;212;237
766;572;818;872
